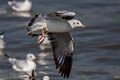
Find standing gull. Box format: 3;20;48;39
43;76;49;80
0;31;5;49
0;32;5;56
5;53;38;80
27;11;86;78
8;0;32;12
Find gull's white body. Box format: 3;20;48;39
8;0;32;12
7;54;36;76
9;58;36;72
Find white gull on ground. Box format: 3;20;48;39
0;32;5;49
43;76;49;80
27;11;86;78
0;32;5;56
5;53;38;80
8;0;32;12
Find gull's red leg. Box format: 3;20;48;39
38;27;46;44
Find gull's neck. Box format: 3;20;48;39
67;20;75;28
26;59;33;64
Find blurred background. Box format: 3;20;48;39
0;0;120;80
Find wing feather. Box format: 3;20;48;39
27;13;46;36
46;11;76;20
47;32;74;78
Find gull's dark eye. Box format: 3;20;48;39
77;22;79;24
30;55;32;58
73;22;75;25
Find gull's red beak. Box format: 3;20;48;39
34;57;38;60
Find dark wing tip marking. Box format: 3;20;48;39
59;55;73;78
0;31;5;35
48;33;73;78
4;54;10;58
54;50;73;78
47;11;75;20
27;13;40;32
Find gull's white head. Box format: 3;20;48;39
43;76;49;80
68;20;86;28
26;53;38;61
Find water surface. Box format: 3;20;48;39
0;0;120;80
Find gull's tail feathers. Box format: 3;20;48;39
4;53;10;58
4;53;16;65
27;13;41;37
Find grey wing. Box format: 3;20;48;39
48;32;74;78
46;11;76;20
27;13;45;36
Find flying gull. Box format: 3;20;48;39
4;53;38;80
27;11;86;78
8;0;32;12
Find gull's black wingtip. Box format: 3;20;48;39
0;31;5;35
4;54;10;58
28;13;40;27
56;55;73;79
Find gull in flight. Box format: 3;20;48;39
5;53;38;80
8;0;32;12
27;11;86;78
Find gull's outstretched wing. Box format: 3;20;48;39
47;32;74;78
46;11;76;20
